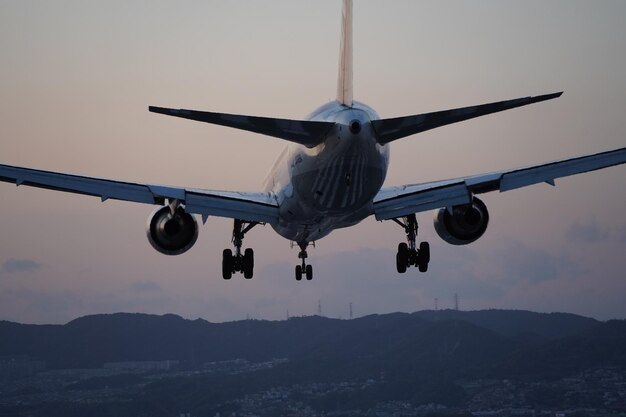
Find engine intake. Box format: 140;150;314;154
434;197;489;245
147;206;199;255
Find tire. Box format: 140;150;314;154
418;241;430;273
398;242;408;255
244;248;254;269
243;248;254;279
396;252;407;273
222;249;233;280
396;243;408;273
305;265;313;280
418;241;430;263
295;265;302;281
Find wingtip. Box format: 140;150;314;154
149;106;173;115
531;91;564;103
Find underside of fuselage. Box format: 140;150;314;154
269;101;390;243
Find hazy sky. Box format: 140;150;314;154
1;0;625;324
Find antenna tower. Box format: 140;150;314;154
434;298;438;311
454;293;459;311
349;302;353;319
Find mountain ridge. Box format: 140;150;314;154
0;309;614;373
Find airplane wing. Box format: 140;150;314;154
373;147;626;220
0;164;279;224
372;92;562;145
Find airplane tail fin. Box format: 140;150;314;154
336;0;353;107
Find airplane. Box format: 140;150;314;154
1;0;625;282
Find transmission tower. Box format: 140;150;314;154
434;298;439;311
454;293;459;311
349;302;353;319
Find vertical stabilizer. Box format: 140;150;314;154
337;0;353;107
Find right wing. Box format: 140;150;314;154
0;164;279;224
373;147;626;221
372;92;562;145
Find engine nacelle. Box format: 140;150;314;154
146;206;199;255
434;197;489;245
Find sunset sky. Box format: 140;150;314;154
1;0;625;324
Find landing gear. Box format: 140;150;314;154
294;242;313;281
391;214;430;274
222;219;258;280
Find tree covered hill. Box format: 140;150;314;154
1;309;622;381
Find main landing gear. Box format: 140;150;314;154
391;213;430;274
222;219;258;280
294;242;313;281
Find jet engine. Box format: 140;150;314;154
146;205;199;255
434;197;489;245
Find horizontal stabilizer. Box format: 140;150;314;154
372;92;563;145
149;106;334;148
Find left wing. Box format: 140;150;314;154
0;164;279;224
373;147;626;221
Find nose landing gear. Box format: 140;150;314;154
391;214;430;274
294;242;313;281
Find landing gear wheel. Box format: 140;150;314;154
243;248;254;279
222;249;233;280
396;243;408;273
419;241;430;262
417;242;430;272
305;265;313;280
295;265;303;281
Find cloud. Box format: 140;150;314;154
491;240;564;285
2;258;42;273
565;219;626;245
566;219;610;243
129;281;162;293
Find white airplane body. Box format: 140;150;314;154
2;0;625;281
266;100;387;243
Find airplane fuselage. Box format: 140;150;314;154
264;101;389;243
